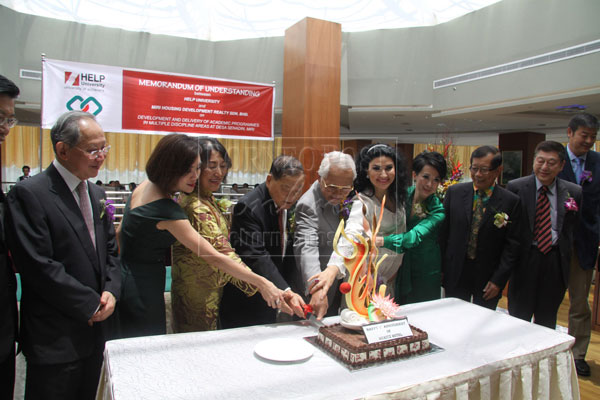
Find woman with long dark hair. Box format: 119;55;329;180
325;143;410;294
117;134;284;338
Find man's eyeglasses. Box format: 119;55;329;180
0;117;18;129
469;166;497;175
75;145;111;160
321;179;353;192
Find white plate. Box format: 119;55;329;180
340;320;369;331
254;338;314;362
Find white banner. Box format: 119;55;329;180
42;58;123;132
41;58;275;140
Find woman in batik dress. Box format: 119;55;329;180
171;138;256;332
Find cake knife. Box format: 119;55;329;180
305;312;325;328
303;304;325;328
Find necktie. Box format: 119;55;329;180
534;186;552;254
575;157;584;184
77;181;96;248
467;189;485;259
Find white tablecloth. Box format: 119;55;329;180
98;298;579;400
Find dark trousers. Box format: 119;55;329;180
0;347;15;400
25;346;104;400
508;246;565;329
445;258;501;310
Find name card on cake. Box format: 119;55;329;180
362;318;413;344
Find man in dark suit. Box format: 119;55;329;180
440;145;521;310
220;155;306;328
0;74;20;400
557;112;599;377
507;141;581;329
5;111;121;400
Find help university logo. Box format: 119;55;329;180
66;96;103;115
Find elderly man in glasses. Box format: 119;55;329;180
5;110;120;400
294;151;358;319
440;145;521;310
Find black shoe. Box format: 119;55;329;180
575;359;591;377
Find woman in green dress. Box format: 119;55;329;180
117;134;284;338
376;151;446;304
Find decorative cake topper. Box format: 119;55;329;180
333;194;400;323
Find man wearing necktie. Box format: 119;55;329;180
557;112;600;377
506;141;581;329
5;111;121;399
220;155;306;328
0;74;20;400
440;146;521;310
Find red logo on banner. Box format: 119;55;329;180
64;71;80;86
121;70;273;139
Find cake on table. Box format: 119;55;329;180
316;323;430;367
310;204;431;368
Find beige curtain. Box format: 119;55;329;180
2;127;281;185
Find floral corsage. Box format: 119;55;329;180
493;212;509;228
340;197;353;221
581;170;592;185
412;202;427;219
288;206;296;234
215;198;232;213
564;196;578;212
100;199;115;221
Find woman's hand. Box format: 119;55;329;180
256;278;285;309
280;291;306;318
307;265;339;297
374;235;384;247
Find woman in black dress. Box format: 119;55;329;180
117;134;285;338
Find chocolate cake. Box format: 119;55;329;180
316;323;429;368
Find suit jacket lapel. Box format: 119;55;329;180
562;153;577;183
583;153;597;186
47;165;100;270
89;184;105;273
523;175;537;231
462;184;474;226
556;179;567;234
480;187;500;227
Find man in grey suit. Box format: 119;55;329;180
6;111;121;400
294;151;356;319
506;141;581;329
557;112;599;376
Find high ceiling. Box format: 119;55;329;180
4;0;599;144
0;0;502;41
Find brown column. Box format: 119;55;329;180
282;18;341;190
498;132;545;186
395;143;415;170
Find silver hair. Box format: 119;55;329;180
50;111;96;154
318;151;356;179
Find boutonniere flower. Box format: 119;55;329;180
580;170;592;185
493;212;509;228
288;206;296;234
339;197;353;221
564;196;578;212
215;198;232;213
100;199;115;221
412;202;427;219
